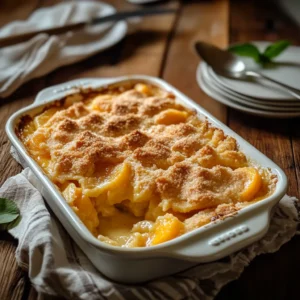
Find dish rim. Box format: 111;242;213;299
6;75;288;258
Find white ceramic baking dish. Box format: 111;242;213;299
6;75;287;283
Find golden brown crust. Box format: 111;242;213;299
64;102;90;119
120;130;150;150
133;139;171;168
52;131;123;177
156;161;257;213
139;96;178;116
172;135;204;156
18;82;277;248
111;91;143;115
103;114;141;137
184;203;238;231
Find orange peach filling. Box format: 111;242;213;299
18;82;276;247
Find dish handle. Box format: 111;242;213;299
35;78;116;103
167;207;272;262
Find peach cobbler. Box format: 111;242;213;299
18;82;277;247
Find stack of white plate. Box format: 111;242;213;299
197;42;300;118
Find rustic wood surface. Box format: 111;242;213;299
0;0;300;299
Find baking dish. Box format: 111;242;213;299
6;75;287;283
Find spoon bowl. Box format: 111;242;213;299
194;41;246;78
194;41;300;99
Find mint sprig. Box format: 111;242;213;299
228;40;291;65
0;198;21;230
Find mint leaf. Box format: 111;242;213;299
263;40;290;59
228;43;261;62
0;215;21;231
228;40;291;66
0;198;20;225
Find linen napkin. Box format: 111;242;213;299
0;1;127;98
1;166;299;300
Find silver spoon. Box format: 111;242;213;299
194;41;300;100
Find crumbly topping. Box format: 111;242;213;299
120;130;150;150
64;102;90;119
49;119;79;147
156;161;256;213
133;139;171;167
19;82;277;248
139;96;178;116
111;91;144;115
52;131;122;177
103;114;141;137
184;203;238;231
172;134;204;156
79;112;105;129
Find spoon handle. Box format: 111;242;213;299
245;70;300;100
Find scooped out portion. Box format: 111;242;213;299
18;82;277;247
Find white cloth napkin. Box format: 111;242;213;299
0;1;127;98
1;167;299;300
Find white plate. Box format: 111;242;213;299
214;41;300;100
206;65;300;107
197;64;300;118
202;64;300;111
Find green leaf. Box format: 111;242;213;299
0;198;20;225
0;215;21;231
228;43;261;62
258;53;271;65
263;40;291;59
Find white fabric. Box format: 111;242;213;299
0;1;127;98
1;168;299;300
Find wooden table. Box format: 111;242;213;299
1;0;300;299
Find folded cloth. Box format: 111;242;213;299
0;168;299;300
0;1;127;98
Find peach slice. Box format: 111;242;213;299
240;167;262;201
134;83;151;95
155;109;188;125
90;95;112;112
63;183;99;233
84;162;131;199
150;213;184;246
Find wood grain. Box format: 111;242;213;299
1;0;300;299
45;0;179;84
0;234;27;300
0;0;39;27
216;1;300;299
163;0;229;123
